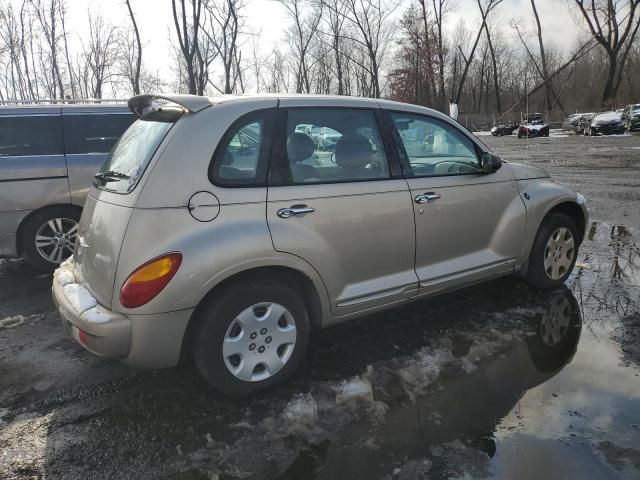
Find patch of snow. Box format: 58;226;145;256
63;284;97;314
473;131;492;136
54;268;75;287
593;111;622;122
81;306;111;324
282;394;319;423
335;378;374;405
0;315;25;329
398;347;455;399
60;256;73;268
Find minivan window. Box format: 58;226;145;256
63;113;135;154
390;112;480;177
0;115;63;157
94;119;172;193
284;108;390;184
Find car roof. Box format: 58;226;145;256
129;93;447;117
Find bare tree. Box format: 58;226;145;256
338;0;397;98
430;0;458;109
454;0;502;104
573;0;640;105
278;0;322;93
80;13;119;98
205;0;245;94
171;0;205;94
124;0;142;95
29;0;65;98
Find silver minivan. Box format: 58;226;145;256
53;94;588;395
0;104;134;269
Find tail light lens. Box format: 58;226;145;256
120;252;182;308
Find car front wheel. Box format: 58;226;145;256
525;213;579;289
193;279;310;396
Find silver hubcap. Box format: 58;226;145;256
540;295;571;346
222;302;297;382
543;227;575;280
35;218;78;264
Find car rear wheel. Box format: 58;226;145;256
525;213;579;289
193;279;310;396
21;206;80;271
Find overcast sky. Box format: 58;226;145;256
54;0;589;93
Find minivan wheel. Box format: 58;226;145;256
193;280;310;396
525;213;579;289
21;207;80;271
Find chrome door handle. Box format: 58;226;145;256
277;206;315;218
414;192;441;204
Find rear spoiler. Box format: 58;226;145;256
128;94;212;119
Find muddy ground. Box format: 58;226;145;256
1;132;639;480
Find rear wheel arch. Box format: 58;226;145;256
180;265;323;363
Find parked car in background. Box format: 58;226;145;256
584;111;625;136
518;113;550;138
576;113;594;135
621;104;640;131
53;93;588;395
315;126;342;151
491;122;519;136
561;114;581;132
0;104;134;269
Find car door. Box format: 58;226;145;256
267;103;418;316
386;109;526;296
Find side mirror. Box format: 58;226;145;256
481;152;503;174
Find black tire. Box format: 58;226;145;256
21;206;80;271
193;279;311;396
525;213;579;289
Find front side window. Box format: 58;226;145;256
390;112;480;177
0;115;63;157
63;113;135;154
95;119;173;193
210;114;268;187
284;108;390;184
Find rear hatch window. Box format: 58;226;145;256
93;118;173;193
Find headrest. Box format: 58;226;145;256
334;134;373;168
287;132;316;163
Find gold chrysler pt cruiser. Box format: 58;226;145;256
52;94;588;395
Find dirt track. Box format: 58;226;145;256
1;131;639;480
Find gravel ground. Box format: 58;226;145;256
0;131;639;480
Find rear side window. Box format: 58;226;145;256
210;110;273;187
63;114;135;154
94;119;173;193
0;115;63;157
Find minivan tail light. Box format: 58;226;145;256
120;252;182;308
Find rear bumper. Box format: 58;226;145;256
52;259;193;368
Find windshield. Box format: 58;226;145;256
94;119;173;193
